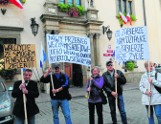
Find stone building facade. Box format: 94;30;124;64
1;0;161;84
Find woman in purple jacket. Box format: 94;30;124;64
86;66;106;124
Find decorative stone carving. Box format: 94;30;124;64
44;1;58;15
87;8;98;20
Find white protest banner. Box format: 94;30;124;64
115;26;149;62
46;34;91;66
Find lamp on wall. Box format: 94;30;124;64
102;26;113;41
30;18;39;36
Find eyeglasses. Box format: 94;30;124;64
107;64;113;67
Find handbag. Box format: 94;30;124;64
100;92;107;105
92;81;107;105
154;72;161;93
66;92;72;100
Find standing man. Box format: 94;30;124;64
40;64;72;124
102;61;127;124
139;61;161;124
12;69;39;124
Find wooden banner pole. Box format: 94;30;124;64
21;69;28;124
147;61;151;117
88;66;92;98
49;64;55;96
114;61;118;113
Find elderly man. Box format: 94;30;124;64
12;69;39;124
40;64;72;124
102;61;127;124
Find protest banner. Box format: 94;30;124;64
46;34;91;66
3;44;36;69
115;26;149;62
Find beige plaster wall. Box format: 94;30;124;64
95;0;161;73
1;0;161;81
0;0;46;77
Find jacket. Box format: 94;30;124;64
139;70;161;105
12;80;39;119
102;70;126;95
40;73;70;100
86;75;105;103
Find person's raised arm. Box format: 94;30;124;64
40;68;52;83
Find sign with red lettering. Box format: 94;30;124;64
103;45;114;57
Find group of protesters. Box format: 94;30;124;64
11;60;161;124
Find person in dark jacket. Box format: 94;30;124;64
40;64;72;124
102;61;127;124
12;69;39;124
86;66;107;124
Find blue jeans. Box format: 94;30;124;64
51;99;72;124
118;95;127;124
146;105;161;124
14;116;35;124
108;94;127;124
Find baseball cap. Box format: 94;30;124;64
52;63;60;69
106;61;113;66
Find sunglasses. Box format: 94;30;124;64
107;64;113;67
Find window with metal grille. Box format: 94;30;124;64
0;38;16;55
60;0;81;6
60;0;65;3
76;0;81;6
116;0;133;14
68;0;72;5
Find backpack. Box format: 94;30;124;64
154;72;161;93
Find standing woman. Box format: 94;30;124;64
86;66;106;124
139;61;161;124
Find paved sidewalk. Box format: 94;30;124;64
37;82;139;103
36;82;152;124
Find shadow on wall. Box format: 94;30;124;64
125;72;144;83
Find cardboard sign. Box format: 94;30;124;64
115;26;149;62
46;34;91;66
3;44;36;69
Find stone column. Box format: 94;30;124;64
94;33;101;66
89;33;95;67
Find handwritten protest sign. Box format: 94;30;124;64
3;44;36;69
46;34;91;66
115;26;149;62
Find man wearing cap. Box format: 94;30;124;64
40;64;72;124
102;61;127;124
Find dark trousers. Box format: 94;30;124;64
88;102;103;124
108;95;127;124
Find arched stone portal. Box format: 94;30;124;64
40;0;103;85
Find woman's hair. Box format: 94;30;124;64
91;66;100;74
144;61;153;68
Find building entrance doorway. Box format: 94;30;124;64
72;63;83;87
